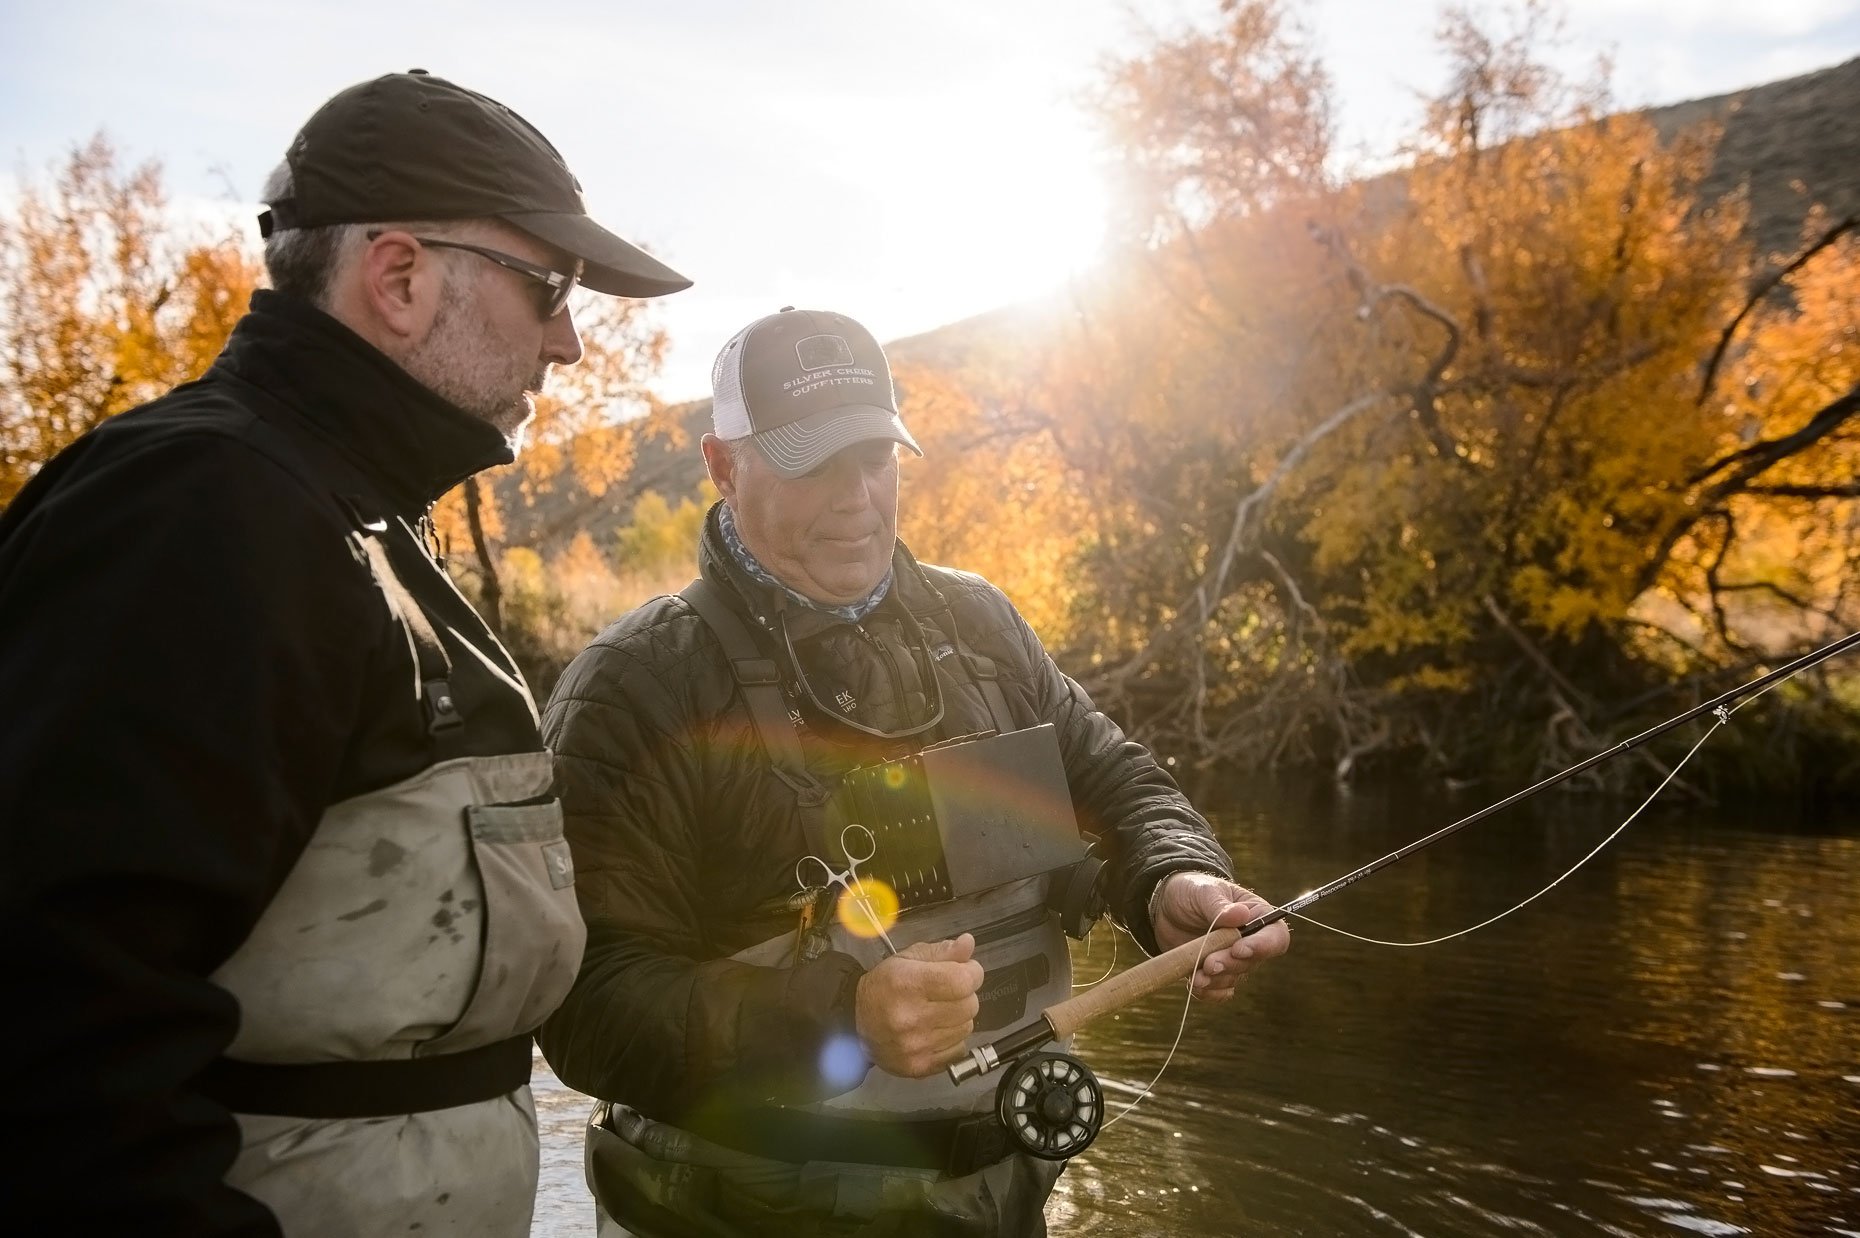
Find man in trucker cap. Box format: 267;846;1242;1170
0;70;687;1236
537;308;1291;1236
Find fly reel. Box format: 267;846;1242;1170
994;1051;1103;1160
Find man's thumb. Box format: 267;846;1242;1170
901;932;976;963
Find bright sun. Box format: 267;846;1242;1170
866;87;1113;330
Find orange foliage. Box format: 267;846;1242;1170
890;0;1857;782
0;136;259;507
896;363;1091;643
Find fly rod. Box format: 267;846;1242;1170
952;628;1860;1086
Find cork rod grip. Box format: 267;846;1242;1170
1044;927;1241;1038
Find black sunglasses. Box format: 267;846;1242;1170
367;231;581;318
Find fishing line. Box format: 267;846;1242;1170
1093;709;1718;1133
1088;650;1824;1130
1071;920;1120;989
947;632;1857;1160
1098;905;1229;1134
1291;670;1791;947
1292;711;1725;946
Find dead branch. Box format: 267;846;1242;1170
1486;594;1708;800
1698;213;1858;406
1689;382;1860;487
1744;482;1860;499
1482;594;1595;713
1641;382;1860;596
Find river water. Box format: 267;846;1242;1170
529;775;1860;1236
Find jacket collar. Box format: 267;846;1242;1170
212;290;515;513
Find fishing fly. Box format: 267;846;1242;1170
947;629;1860;1161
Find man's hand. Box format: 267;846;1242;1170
1149;872;1291;1003
855;933;985;1077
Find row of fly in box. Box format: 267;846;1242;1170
834;725;1086;911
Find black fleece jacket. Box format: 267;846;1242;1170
0;292;543;1235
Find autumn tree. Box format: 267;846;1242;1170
0;136;259;507
615;487;709;579
893;361;1093;642
1002;0;1859;791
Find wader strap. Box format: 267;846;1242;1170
197;1034;532;1119
680;578;833;856
357;529;466;760
929;600;1014;735
951;636;1013;735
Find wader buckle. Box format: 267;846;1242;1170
424;677;464;736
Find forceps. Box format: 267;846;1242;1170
796;823;899;955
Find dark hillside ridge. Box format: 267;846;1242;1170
496;56;1860;557
1647;55;1858;264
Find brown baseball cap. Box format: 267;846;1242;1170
711;308;922;478
257;70;691;299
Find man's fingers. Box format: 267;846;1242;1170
1192;968;1241;1002
907;990;980;1033
1247;921;1292;960
913;959;984;1001
898;938;948;963
898;933;978;965
934;1031;973;1062
1209;900;1257;929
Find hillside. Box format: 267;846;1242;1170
1648;54;1858;264
495;55;1860;558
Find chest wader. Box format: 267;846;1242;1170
582;578;1103;1238
202;503;586;1236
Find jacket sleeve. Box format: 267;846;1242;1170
0;434;375;1235
971;582;1234;954
537;630;865;1120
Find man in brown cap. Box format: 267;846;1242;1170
0;71;688;1236
538;308;1290;1236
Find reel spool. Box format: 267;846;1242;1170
994;1051;1103;1160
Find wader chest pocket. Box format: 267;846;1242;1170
426;797;586;1049
466;800;576;887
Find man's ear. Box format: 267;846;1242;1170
356;230;444;344
701;434;738;500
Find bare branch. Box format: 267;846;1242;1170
1197;391;1386;618
1482;594;1595;714
1744;482;1860;499
1689;382;1860;488
1697;212;1858;406
1643;383;1860;594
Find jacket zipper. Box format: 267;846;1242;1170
856;620;913;722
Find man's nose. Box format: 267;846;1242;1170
829;471;873;511
543;305;584;367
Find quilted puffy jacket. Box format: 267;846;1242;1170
537;506;1234;1122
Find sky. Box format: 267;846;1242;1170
2;0;1856;404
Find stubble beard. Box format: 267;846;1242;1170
406;277;543;448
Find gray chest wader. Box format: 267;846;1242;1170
583;579;1097;1238
201;500;586;1236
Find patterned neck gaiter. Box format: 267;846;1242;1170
718;501;894;623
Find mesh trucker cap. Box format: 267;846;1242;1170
257;70;691;298
711;308;922;478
